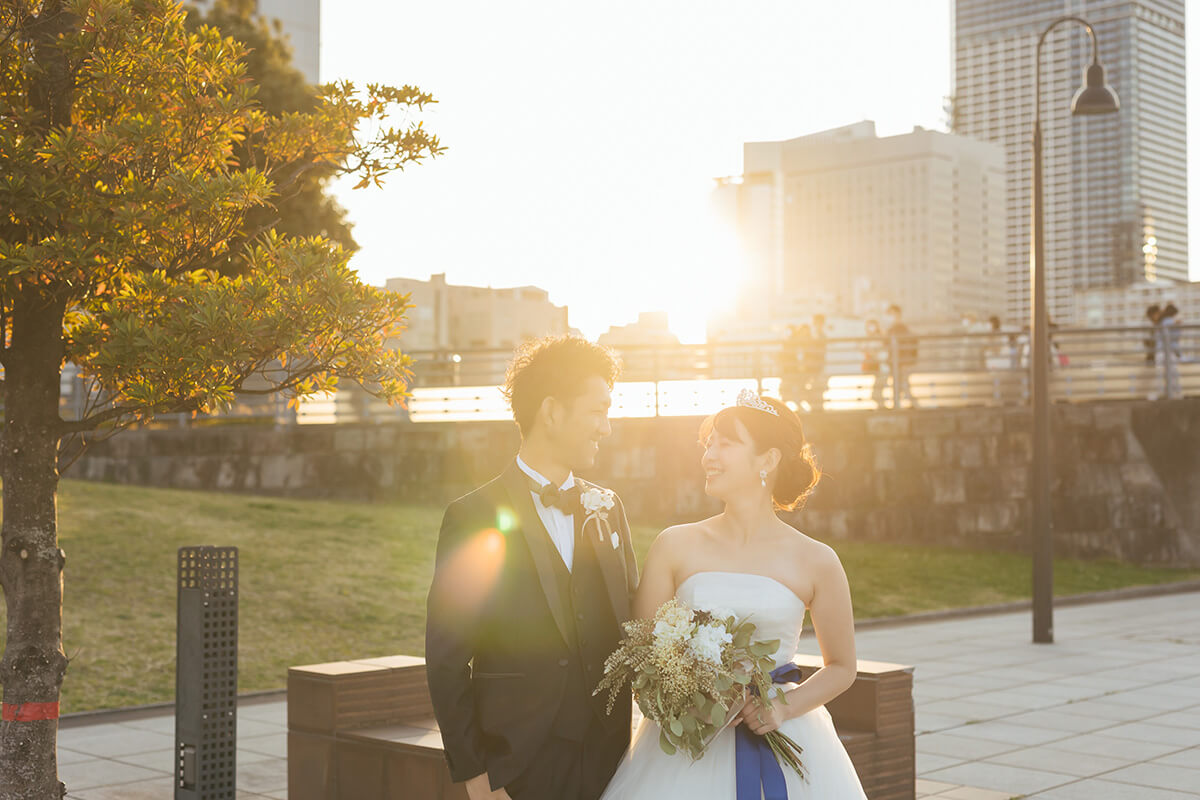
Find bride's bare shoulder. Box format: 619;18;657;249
647;516;720;557
781;524;844;570
657;516;719;542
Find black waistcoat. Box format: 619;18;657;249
548;522;622;741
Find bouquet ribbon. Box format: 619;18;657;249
734;663;803;800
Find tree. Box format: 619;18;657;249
185;0;359;263
0;2;442;796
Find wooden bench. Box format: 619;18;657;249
791;654;915;800
287;656;466;800
287;655;914;800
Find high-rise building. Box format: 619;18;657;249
714;121;1007;329
953;0;1186;326
192;0;320;85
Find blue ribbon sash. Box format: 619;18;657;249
734;663;804;800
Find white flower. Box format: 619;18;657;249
581;487;616;514
688;623;733;665
696;603;735;622
652;602;694;643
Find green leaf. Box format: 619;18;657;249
669;717;684;737
659;729;677;756
750;639;780;657
711;703;726;727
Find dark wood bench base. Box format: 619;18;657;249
287;654;913;800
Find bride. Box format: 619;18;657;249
600;390;868;799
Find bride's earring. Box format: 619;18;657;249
760;469;768;488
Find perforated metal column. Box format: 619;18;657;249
175;546;238;800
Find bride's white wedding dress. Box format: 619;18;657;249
599;571;869;799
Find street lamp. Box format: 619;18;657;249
1030;17;1119;644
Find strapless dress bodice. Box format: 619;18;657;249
675;571;807;670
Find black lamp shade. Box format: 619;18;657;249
1071;63;1120;115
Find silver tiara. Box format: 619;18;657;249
736;388;779;416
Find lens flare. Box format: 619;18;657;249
437;527;507;618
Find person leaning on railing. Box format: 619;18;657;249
860;319;887;410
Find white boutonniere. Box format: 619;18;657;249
580;487;618;547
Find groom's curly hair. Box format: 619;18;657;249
502;335;621;436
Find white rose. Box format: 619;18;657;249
581;487;615;513
652;602;694;643
652;618;690;643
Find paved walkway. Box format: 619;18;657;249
56;591;1200;799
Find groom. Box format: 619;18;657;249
425;335;639;800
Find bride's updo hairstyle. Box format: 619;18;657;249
699;395;821;511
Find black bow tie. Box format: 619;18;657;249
535;481;581;514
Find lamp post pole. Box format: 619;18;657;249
1030;17;1119;644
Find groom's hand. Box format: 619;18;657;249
465;773;513;800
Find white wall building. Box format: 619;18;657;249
714;121;1007;329
1074;281;1200;328
598;312;679;348
385;273;569;352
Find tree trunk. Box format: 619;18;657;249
0;291;68;799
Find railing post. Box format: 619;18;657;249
1162;325;1177;399
653;346;661;418
889;334;901;410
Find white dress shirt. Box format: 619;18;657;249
516;455;576;573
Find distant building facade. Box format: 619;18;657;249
192;0;320;84
714;121;1007;328
385;273;569;352
598;312;680;348
1074;281;1200;328
953;0;1187;326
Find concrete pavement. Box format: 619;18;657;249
56;590;1200;799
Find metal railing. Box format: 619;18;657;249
54;324;1200;425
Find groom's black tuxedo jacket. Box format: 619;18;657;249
425;460;639;790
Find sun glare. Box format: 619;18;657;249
666;216;748;344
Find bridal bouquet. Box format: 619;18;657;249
593;599;805;778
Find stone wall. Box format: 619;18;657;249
68;399;1200;566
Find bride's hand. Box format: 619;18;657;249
733;694;788;735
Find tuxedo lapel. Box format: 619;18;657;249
576;480;631;624
499;461;572;647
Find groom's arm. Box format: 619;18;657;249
425;500;489;783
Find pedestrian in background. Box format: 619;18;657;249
885;304;919;408
861;319;887;409
1159;303;1182;399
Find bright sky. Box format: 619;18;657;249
320;1;1200;343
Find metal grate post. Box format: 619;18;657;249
175;546;238;800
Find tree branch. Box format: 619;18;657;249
56;395;203;435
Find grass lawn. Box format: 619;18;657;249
1;479;1196;713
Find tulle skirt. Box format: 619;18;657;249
599;704;868;799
